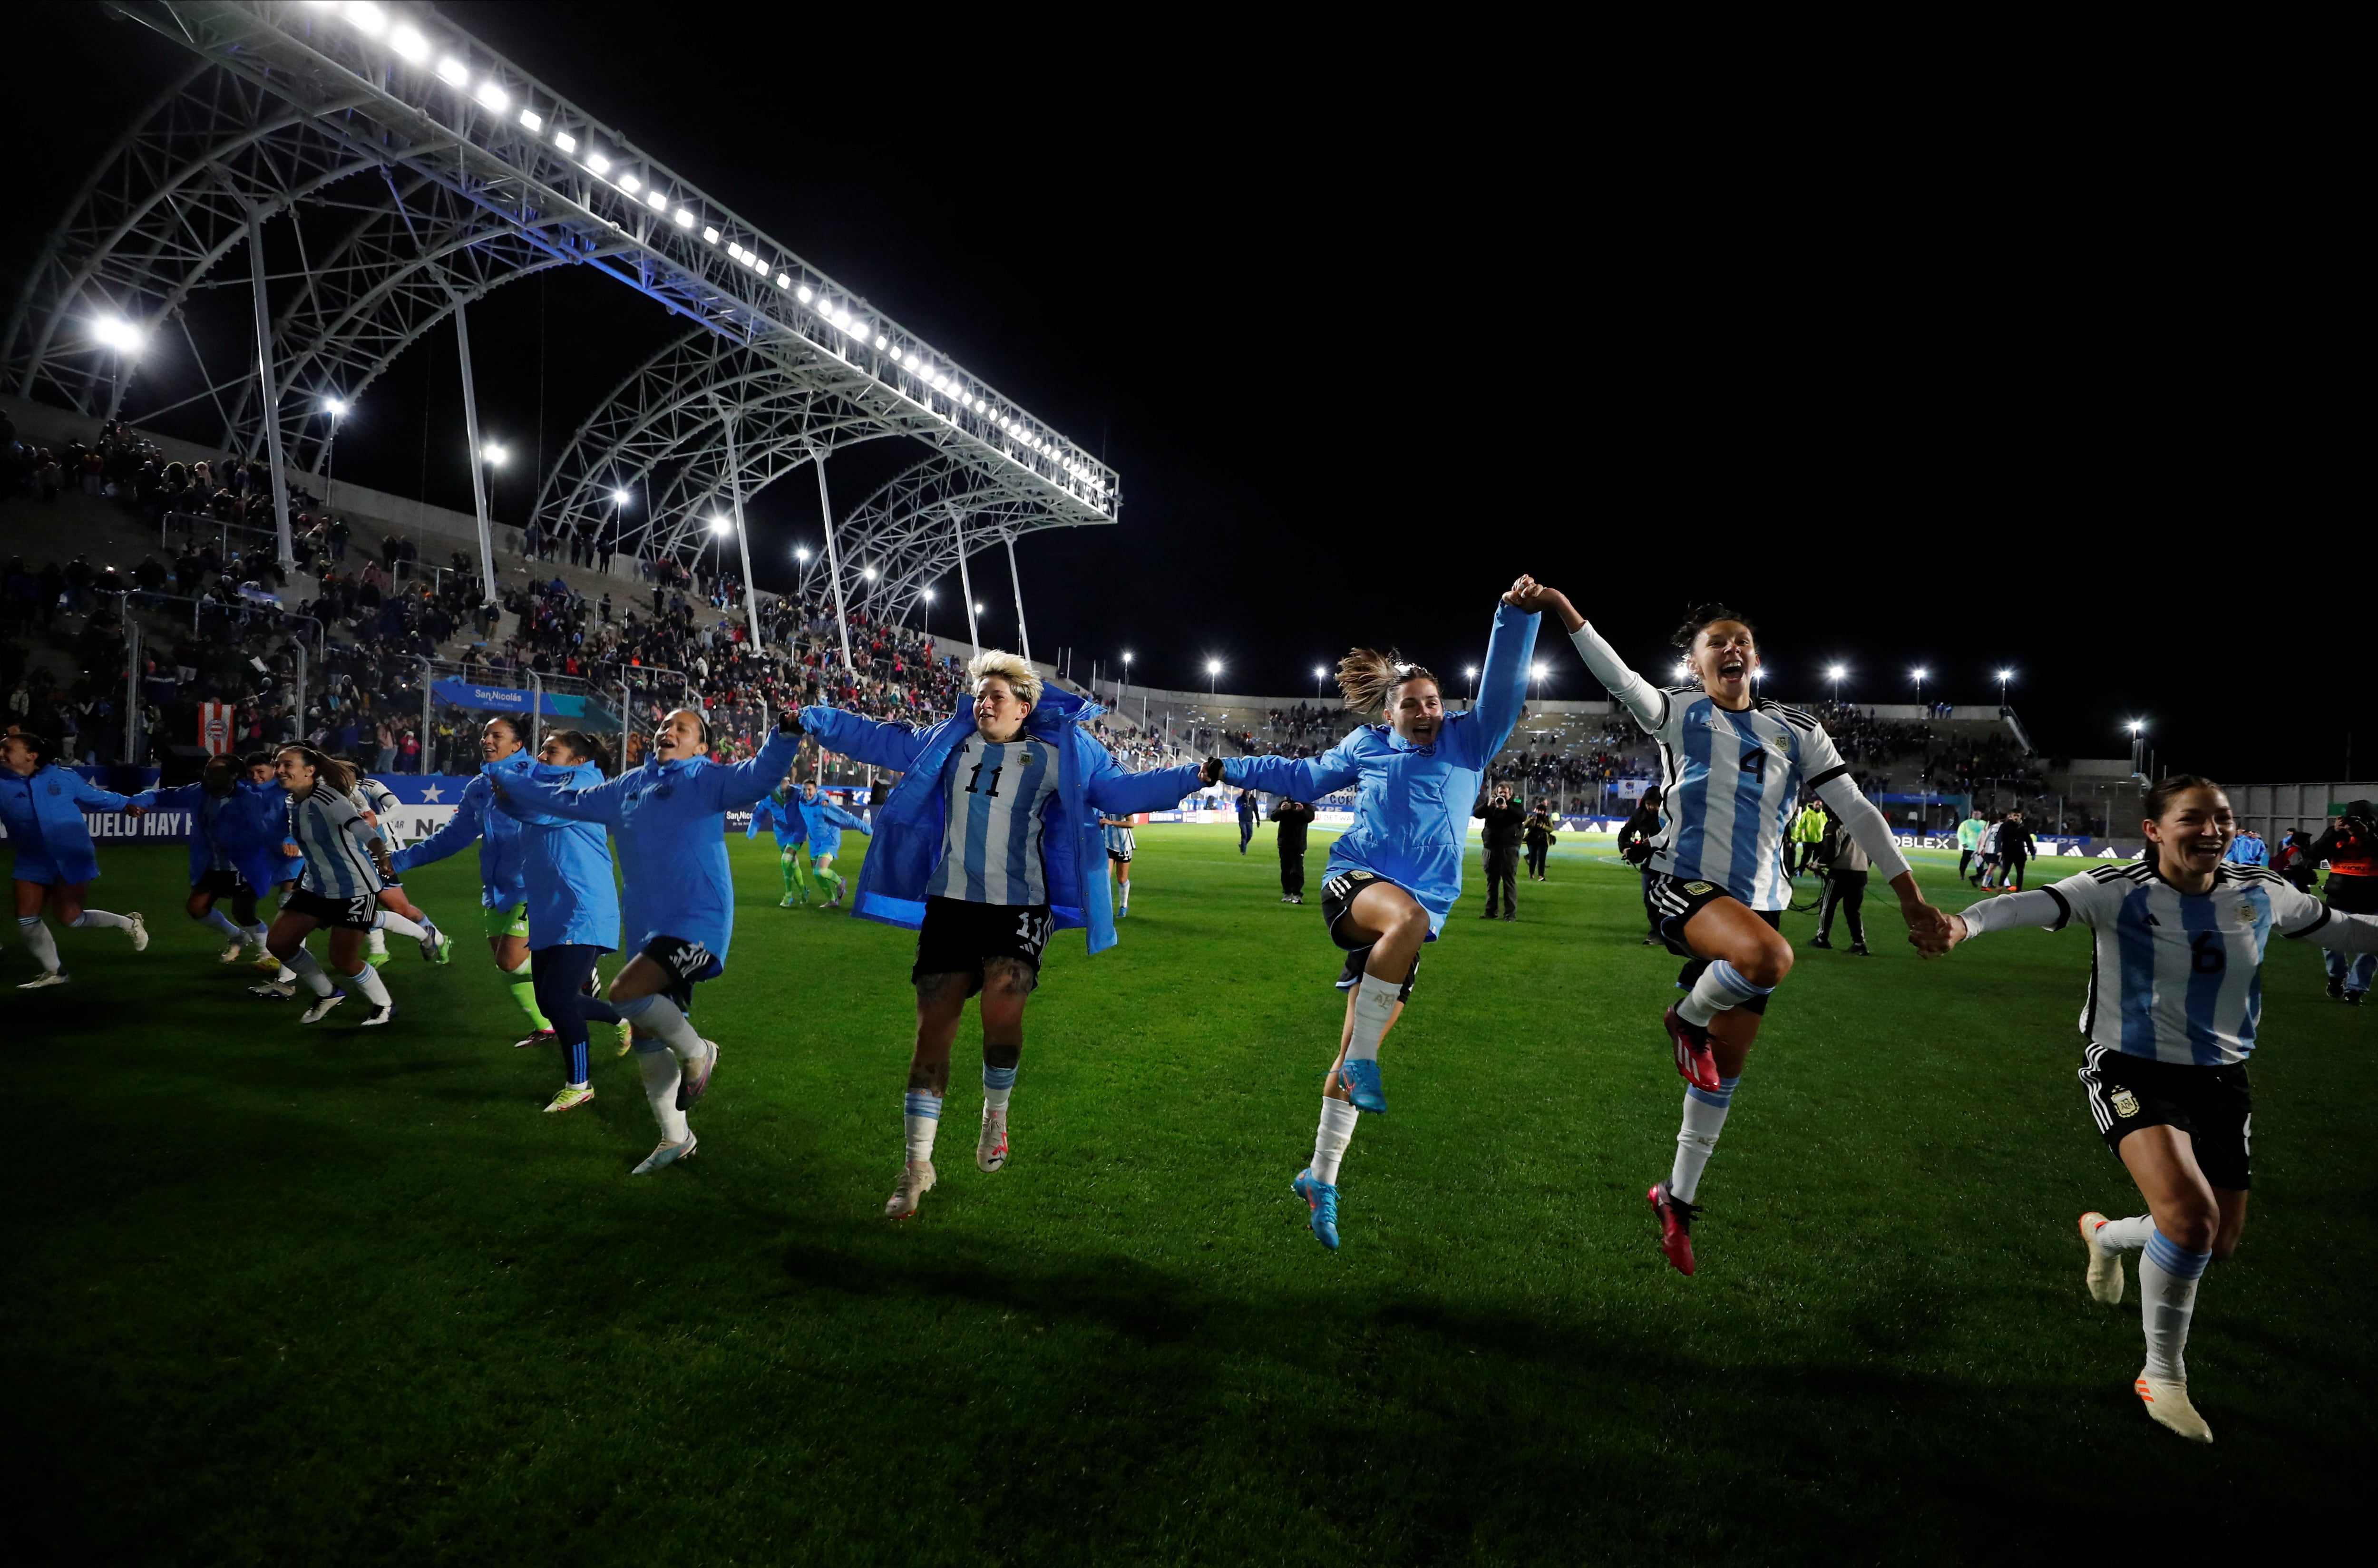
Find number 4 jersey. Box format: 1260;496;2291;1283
1960;862;2373;1066
927;734;1060;906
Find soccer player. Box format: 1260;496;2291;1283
264;745;401;1026
1101;812;1136;915
494;730;621;1115
1206;581;1541;1249
390;717;546;1044
797;780;871;910
1956;806;1987;883
349;769;451;970
1924;775;2378;1443
130;754;278;963
747;778;814;907
496;706;801;1174
1530;586;1947;1273
799;652;1206;1220
1974;817;2004;890
1;731;147;987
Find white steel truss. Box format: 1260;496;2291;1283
4;0;1118;590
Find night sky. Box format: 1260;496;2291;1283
7;3;2350;784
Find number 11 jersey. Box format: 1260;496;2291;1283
928;734;1060;906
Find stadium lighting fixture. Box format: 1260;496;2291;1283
1207;658;1222;694
673;209;694;229
708;516;730;535
610;488;631;507
344;1;388;36
480;442;507;466
921;587;935;601
1825;663;1845;701
704;227;721;245
861;565;877;581
1529;662;1549;687
585;151;611;174
476;80;510;113
617;171;640;193
1674;659;1692;682
1996;667;2016;704
876;336;889;350
776;273;791;290
518;108;543;132
324;397;348;418
91;315;144;353
796;284;813;302
2124;720;2144;735
646;191;668;212
794;546;810;563
1910;666;1929;710
436;57;468;87
973;602;985;616
389;22;428;61
553;130;576;153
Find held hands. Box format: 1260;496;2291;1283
778;708;804;737
1904;899;1959;957
282;841;301;857
1201;756;1226;786
1501;575;1580;629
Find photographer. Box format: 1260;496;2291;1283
1473;780;1526;920
1272;796;1316;904
2311;800;2378;1003
1523;797;1558;882
1618;785;1664;944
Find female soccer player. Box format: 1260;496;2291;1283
130;754;279;963
497;706;800;1175
1527;584;1947;1274
1101;812;1136;915
797;780;871;910
264;745;400;1026
390;717;545;1044
349;769;451;970
747;777;813;908
493;730;621;1115
1206;581;1541;1250
1;731;147;987
1925;776;2378;1443
799;652;1206;1220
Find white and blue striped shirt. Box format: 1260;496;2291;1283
1962;863;2378;1066
288;785;385;900
926;734;1060;906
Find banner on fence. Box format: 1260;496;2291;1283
430;679;601;719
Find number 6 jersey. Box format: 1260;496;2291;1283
927;734;1060;906
1959;862;2378;1065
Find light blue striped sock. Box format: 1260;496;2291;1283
982;1064;1017;1111
904;1090;943;1163
1679;960;1772;1027
2140;1228;2212;1381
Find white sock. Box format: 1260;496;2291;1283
1345;972;1400;1063
245;922;270;943
70;909;132;931
18;916;61;973
347;960;392;1008
199;907;244;939
1677;959;1770;1028
274;962;298;982
905;1090;943;1162
2096;1214;2155;1254
285;947;335;997
2140;1228;2212;1381
982;1063;1016;1112
374;910;424;942
367;928;388;954
636;1046;690;1142
1312;1097;1358;1185
1669;1076;1739;1204
615;993;704;1061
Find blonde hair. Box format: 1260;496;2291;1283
1337;648;1436;714
967;650;1042;708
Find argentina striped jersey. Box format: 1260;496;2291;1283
287;785;386;900
926;734;1060;906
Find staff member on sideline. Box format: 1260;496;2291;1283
1474;780;1526;920
2311;800;2378;1003
1808;811;1871;955
1237;787;1259;855
1957;806;1988;883
1618;785;1664;945
1273;796;1316;904
1523;797;1558;882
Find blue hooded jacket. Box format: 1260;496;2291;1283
746;789;808;849
497;729;799;961
798;792;871;857
389;750;534;906
492;759;622;951
130;779;282;893
0;764;134;884
1222;601;1540;933
800;684;1202;955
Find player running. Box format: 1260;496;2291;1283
390;717;546;1044
130;754;279;964
496;706;800;1175
748;778;814;908
797;780;870;910
799;651;1206;1220
263;745;401;1026
1922;776;2378;1443
1;731;147;987
349;769;451;970
1206;580;1541;1250
1527;586;1946;1274
492;730;622;1116
1101;812;1136;916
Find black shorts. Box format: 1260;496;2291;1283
284;886;380;931
1320;868;1423;1001
639;933;723;1012
2079;1045;2252;1190
912;896;1053;993
194;868;254;899
1644;872;1771;957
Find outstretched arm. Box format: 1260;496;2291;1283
1457;586;1543;765
1806;739;1939;945
496;767;625;828
820;801;872;835
391;780;488;873
800;704;935;773
68;775;134;812
698;727;803;811
2271;880;2378;953
1083;755;1209;816
1219;740;1361;802
1507;580;1667;732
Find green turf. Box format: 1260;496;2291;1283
5;827;2368;1564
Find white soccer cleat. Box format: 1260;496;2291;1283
632;1132;698;1175
2134;1371;2213;1443
885;1159;937;1218
128;913;149;952
359;1003;397;1027
218;940;247;964
2078;1211;2125;1305
977;1105;1009;1172
299;990;348;1024
248;979;296;1000
17;970;69;990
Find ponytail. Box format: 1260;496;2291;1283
547;729;615;777
275;744;355;794
1337;648;1436;714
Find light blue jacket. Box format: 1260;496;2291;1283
492;760;622;952
0;765;134;884
390;751;534;907
2224;833;2270;867
244;780;303;886
130;780;281;893
800;684;1202;955
1222;601;1540;933
746;789;809;849
798;793;871;857
498;730;799;961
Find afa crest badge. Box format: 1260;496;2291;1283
1685;881;1714;896
2111;1089;2141;1119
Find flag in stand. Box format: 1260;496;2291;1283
199;702;234;756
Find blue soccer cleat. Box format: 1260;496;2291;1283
1336;1058;1387;1114
1292;1167;1341;1250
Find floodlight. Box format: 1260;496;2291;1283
585;151;610;174
921;587;935;601
1465;665;1478;678
1530;662;1549;681
776;273;791;290
973;603;985;615
476;80;509;113
673;209;694;228
794;546;811;563
704;228;721;245
2125;720;2144;734
708;516;731;535
611;489;631;506
518;108;543;132
436;57;468;86
324;397;348;417
861;566;877;581
646;191;667;212
481;442;507;466
1996;667;2015;683
796;284;813;302
389;23;428;61
1674;660;1692;680
344;1;388;36
1206;659;1222;674
876;336;888;350
553;130;576;153
1826;663;1845;680
1317;666;1330;680
1910;666;1929;682
91;315;144;352
617;171;640;193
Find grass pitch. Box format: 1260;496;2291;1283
5;826;2368;1564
